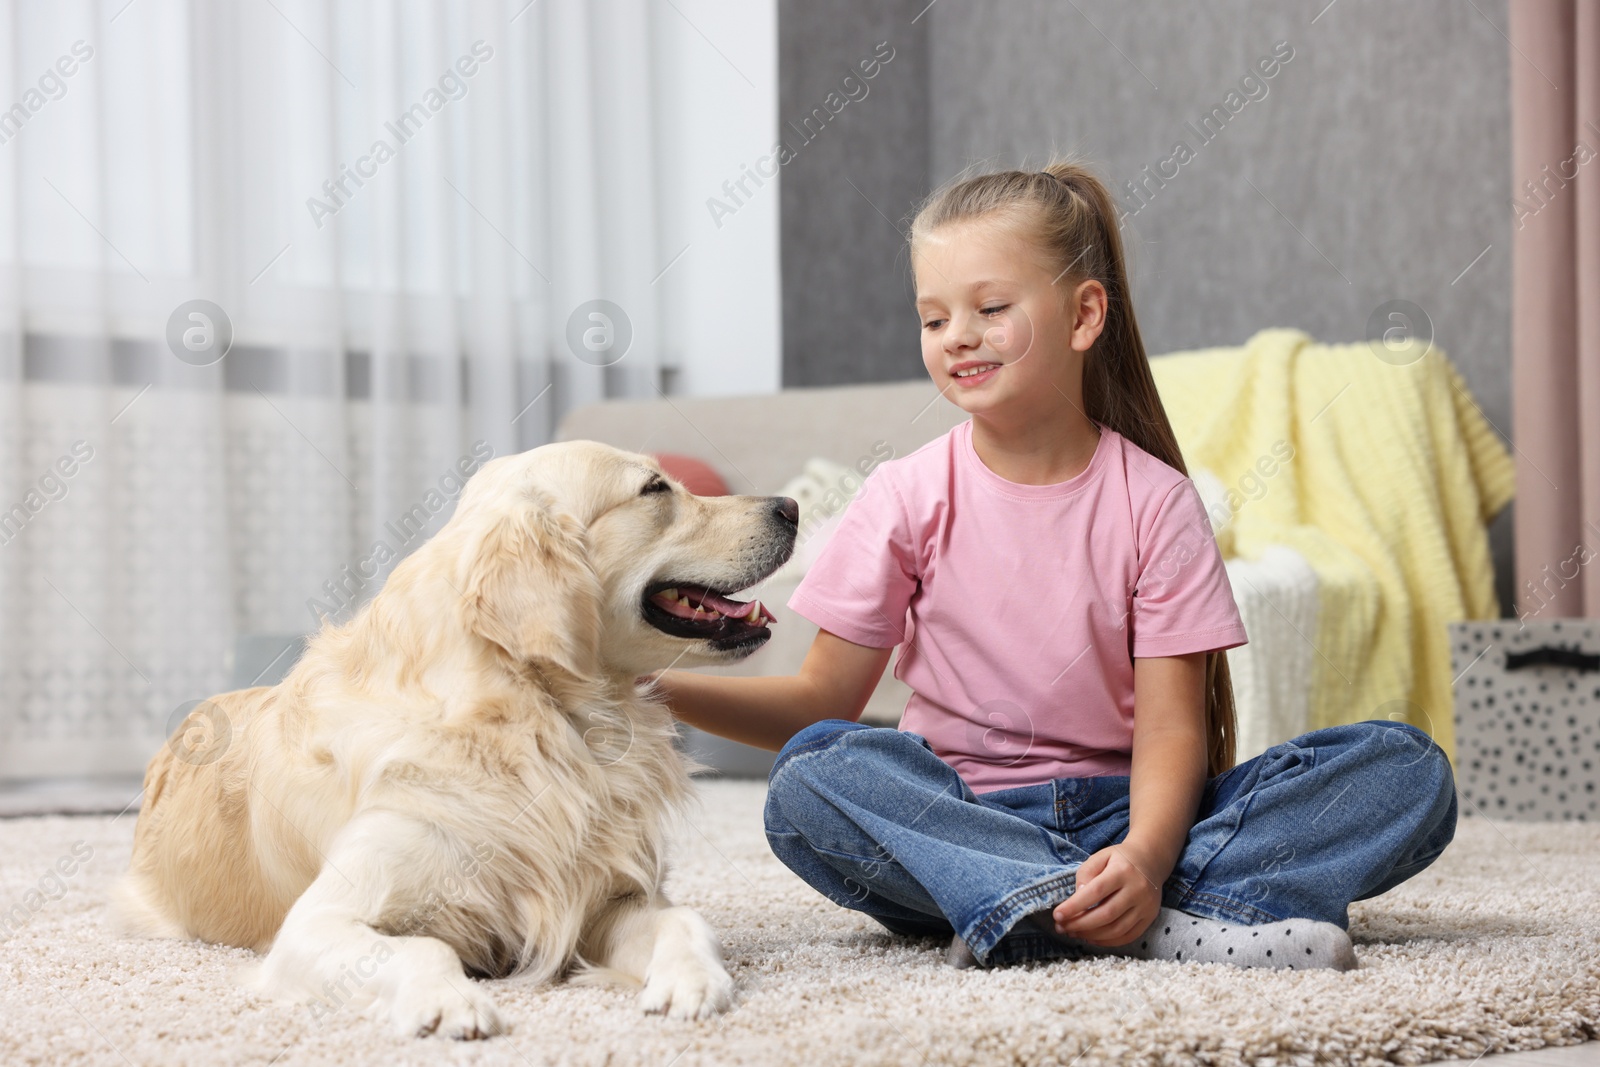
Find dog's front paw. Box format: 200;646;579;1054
389;977;505;1040
639;956;734;1020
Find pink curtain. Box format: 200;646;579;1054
1510;1;1600;620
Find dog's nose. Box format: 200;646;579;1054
773;496;799;526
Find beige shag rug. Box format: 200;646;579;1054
0;780;1595;1066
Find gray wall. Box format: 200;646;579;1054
780;0;1515;613
778;0;929;389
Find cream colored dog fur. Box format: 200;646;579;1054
114;441;798;1039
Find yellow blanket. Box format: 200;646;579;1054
1149;328;1516;763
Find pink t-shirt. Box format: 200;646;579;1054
786;419;1248;793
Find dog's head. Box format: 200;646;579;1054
446;441;797;679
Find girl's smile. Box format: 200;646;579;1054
949;360;1002;386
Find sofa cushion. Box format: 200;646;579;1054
652;453;728;496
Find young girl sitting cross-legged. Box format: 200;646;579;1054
646;159;1458;971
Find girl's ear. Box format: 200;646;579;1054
1069;278;1109;352
461;489;603;680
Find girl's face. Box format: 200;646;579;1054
913;216;1103;420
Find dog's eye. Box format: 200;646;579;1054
641;478;671;496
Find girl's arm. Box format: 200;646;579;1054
1120;651;1211;881
644;628;894;752
1053;650;1210;946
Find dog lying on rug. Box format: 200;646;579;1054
114;441;797;1038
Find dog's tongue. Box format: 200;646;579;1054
697;590;757;618
654;584;769;623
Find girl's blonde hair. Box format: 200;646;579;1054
908;158;1239;777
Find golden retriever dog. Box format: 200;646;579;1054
114;441;798;1038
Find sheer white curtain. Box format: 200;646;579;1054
0;0;688;779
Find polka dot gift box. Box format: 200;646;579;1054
1449;619;1600;822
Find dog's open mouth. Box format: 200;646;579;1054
641;581;774;648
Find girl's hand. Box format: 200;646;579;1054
1051;843;1163;947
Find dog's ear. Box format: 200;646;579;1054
461;489;603;680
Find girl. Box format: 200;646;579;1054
646;160;1458;971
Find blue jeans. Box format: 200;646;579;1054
764;719;1457;966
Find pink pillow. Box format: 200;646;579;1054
650;453;728;496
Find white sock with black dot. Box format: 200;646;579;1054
1121;908;1356;970
1018;906;1358;971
